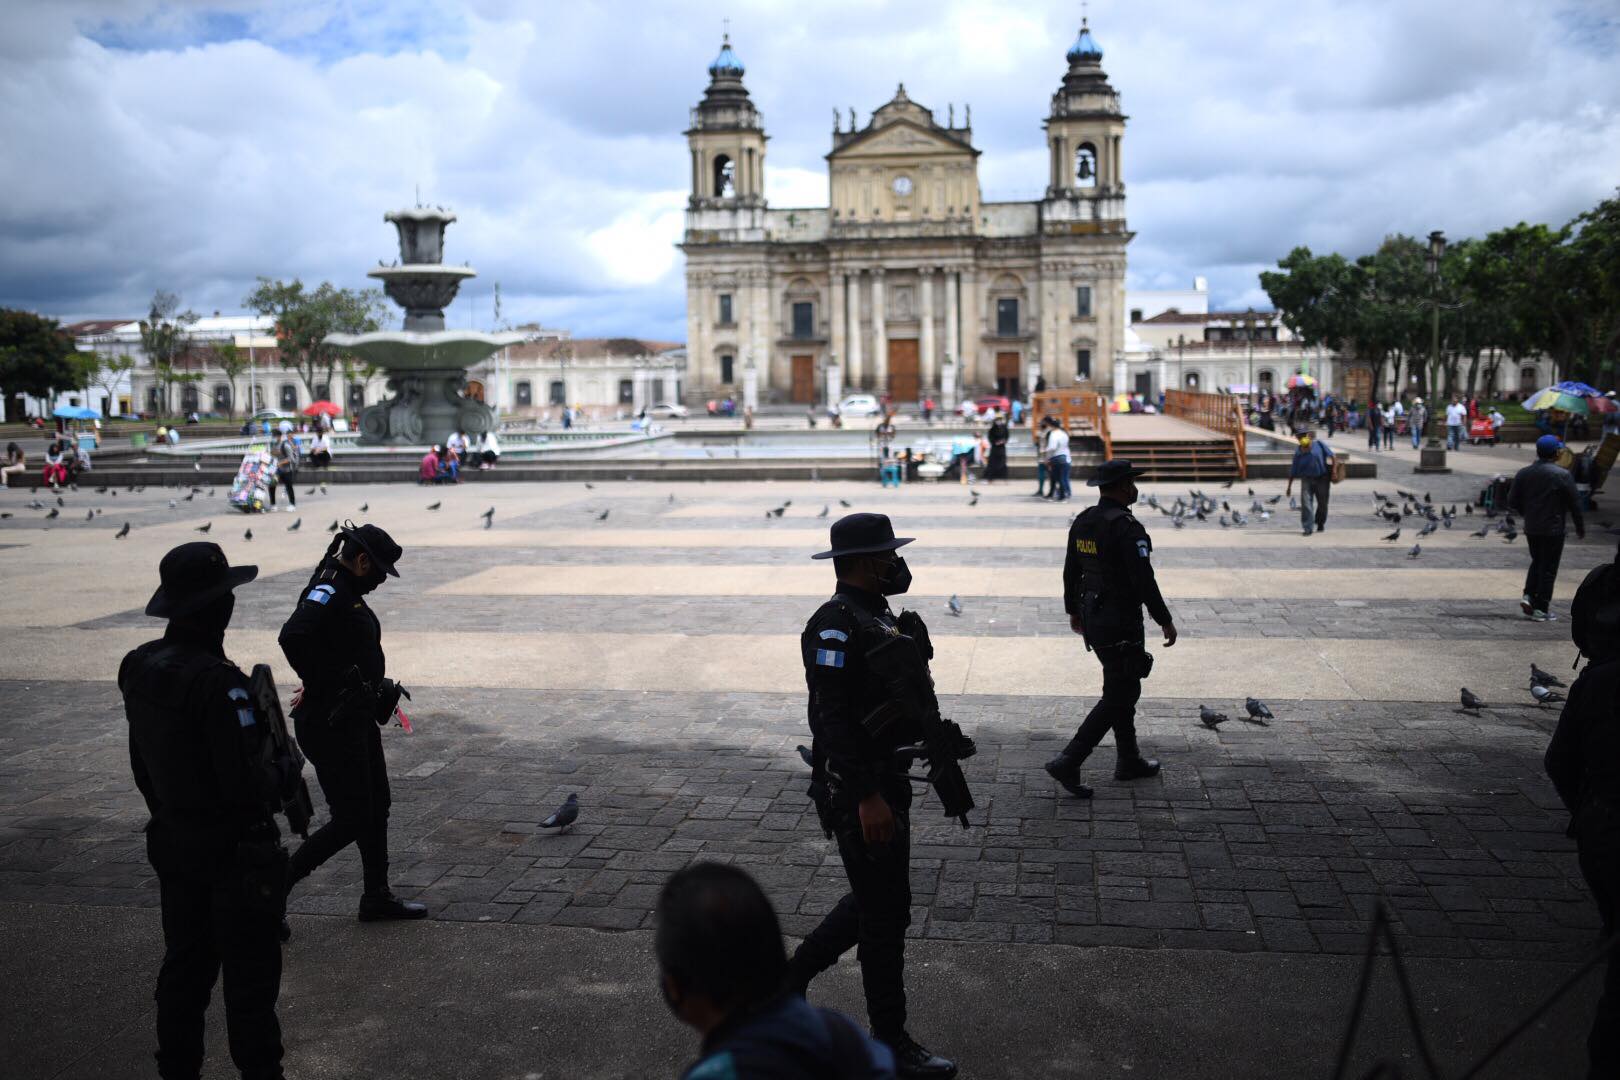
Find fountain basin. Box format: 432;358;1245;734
326;329;524;370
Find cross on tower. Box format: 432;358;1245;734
722;16;730;42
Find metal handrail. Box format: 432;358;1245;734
1164;389;1247;478
1030;389;1111;459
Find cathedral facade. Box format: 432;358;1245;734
680;22;1131;408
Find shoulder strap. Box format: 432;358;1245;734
830;593;886;634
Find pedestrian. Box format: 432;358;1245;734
1544;538;1620;1078
922;396;934;423
42;438;69;487
268;423;299;512
2;441;26;487
1032;416;1052;497
1045;419;1072;501
787;514;963;1078
1285;428;1335;536
1046;459;1174;799
478;428;500;470
119;542;293;1080
446;428;467;461
949;431;975;485
985;416;1009;481
279;523;426;924
1507;435;1585;621
419;446;440;484
1446;395;1467;451
1384;400;1399;449
308;427;333;470
1489;405;1506;444
1366;402;1383;452
659;862;895;1079
1409;397;1427;449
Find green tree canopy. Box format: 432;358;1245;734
242;278;387;401
0;308;80;400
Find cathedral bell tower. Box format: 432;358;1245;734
685;34;767;208
1043;19;1126;213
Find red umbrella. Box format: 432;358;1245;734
302;400;342;417
1586;394;1617;414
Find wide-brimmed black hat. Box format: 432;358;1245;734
340;521;402;577
145;542;257;618
811;512;915;560
1087;458;1150;487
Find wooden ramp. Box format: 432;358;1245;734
1107;414;1244;481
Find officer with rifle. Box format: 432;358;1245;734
279;521;425;922
787;513;975;1079
120;542;306;1080
1046;458;1176;799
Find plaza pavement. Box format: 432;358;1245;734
1;450;1614;1078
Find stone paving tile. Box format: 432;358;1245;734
0;679;1595;960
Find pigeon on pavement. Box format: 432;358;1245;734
818;505;829;518
327;520;340;533
45;508;59;519
797;744;815;769
839;499;852;508
1244;697;1274;723
1199;704;1231;728
1460;688;1487;711
287;518;302;531
244;529;253;541
1531;684;1565;704
538;793;579;832
947;594;962;616
360;503;369;512
1530;663;1566;689
85;509;94;521
115;522;130;539
585;483;595;490
1381;528;1401;542
195;522;212;533
427;501;441;510
1407;544;1422;559
597;509;611;521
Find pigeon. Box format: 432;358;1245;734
1266;494;1281;505
1381;528;1401;542
85;509;94;521
1218;515;1230;528
1530;663;1566;689
95;486;108;494
1460;688;1487;711
669;494;676;504
597;509;610;521
1407;544;1421;559
538;793;579;832
194;461;202;472
327;520;340;533
56;495;65;507
968;494;979;507
1221;479;1234;488
1465;504;1473;515
115;522;130;539
839;499;852;508
1289;496;1299;511
782;501;792;508
1244;697;1274;724
168;499;178;509
584;482;595;490
45;507;59;519
1247;487;1255;496
1398;489;1418;500
1423;492;1432;504
768;506;786;518
195;522;212;534
1199;704;1230;728
287;517;302;531
1418;520;1437;538
427;501;441;510
818;505;829;518
360;503;369;512
1471;524;1491;538
947;594;962;616
244;529;253;541
306;487;317;496
1231;511;1247;526
1502;528;1518;543
796;744;815;769
184;493;195;502
1531;684;1566;705
480;507;495;523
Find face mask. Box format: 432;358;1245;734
878;555;912;596
354;561;388;595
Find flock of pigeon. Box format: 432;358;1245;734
1459;664;1570;713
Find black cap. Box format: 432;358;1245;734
1087;458;1150;488
811;513;915;560
340;521;402;577
145;542;258;618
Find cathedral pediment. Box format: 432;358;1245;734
830;118;976;160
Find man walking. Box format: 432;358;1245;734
1508;435;1585;621
786;513;962;1078
1045;418;1072;502
1409;397;1428;449
120;543;292;1080
1446;395;1468;451
1046;459;1175;799
1285;429;1335;536
279;522;427;921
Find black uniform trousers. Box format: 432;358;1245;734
152;845;283;1079
1524;533;1565;614
287;712;392;893
788;778;913;1039
1576;813;1620;1078
1064;641;1145;763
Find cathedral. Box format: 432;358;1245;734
681;20;1130;407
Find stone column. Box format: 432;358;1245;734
750;268;771;397
918;266;936;398
829;268;845;382
825;362;842;408
871;268;887;392
958;269;979;393
847;272;863;389
742;358;759;411
944;268;959;386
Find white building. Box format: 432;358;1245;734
479;337;687;418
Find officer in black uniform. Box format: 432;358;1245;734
119;542;287;1080
1047;458;1176;798
784;513;958;1079
279;522;426;921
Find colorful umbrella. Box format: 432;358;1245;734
52;404;101;419
1554;380;1602;397
1524;387;1590;415
1285;374;1318;389
1586;394;1617;414
302;400;343;417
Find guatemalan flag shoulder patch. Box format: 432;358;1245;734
814;648;845;669
305;583;336;605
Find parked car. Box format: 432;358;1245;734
837;394;883;418
973;395;1011;417
645;402;689;419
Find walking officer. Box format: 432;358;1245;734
785;512;966;1079
1046;459;1177;798
279;521;426;921
119;542;290;1080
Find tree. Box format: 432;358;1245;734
87;353;136;416
209;341;250;417
242;278;387;403
139;290;199;415
0;308;80;405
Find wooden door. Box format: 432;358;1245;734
888;339;920;404
1343;366;1372;405
995;351;1021;399
790;355;815;404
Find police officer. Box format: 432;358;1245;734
1047;458;1176;798
1546;540;1620;1077
279;522;426;921
120;542;287;1080
785;513;958;1079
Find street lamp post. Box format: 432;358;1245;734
1416;229;1451;473
1244;308;1256;418
1177;333;1185;395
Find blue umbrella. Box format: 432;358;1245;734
51;405;101;420
1553;380;1602;397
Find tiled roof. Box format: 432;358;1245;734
510;337;683;360
1139;310;1278;324
62;319;137;336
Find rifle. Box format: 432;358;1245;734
248;663;314;838
860;625;977;829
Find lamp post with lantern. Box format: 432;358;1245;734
1415;229;1452;472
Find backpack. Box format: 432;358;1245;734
1573;562;1620;662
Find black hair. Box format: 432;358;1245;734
5;442;18;454
655;862;786;1009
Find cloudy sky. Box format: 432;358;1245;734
3;0;1617;339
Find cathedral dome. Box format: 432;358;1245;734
709;34;744;78
1066;20;1102;63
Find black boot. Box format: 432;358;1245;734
880;1032;958;1079
1114;757;1161;781
358;889;428;922
1044;753;1093;799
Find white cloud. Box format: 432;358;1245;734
1;0;1617;339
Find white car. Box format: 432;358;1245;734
644;402;689;419
837;394;883;418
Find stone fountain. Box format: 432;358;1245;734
326;207;522;445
